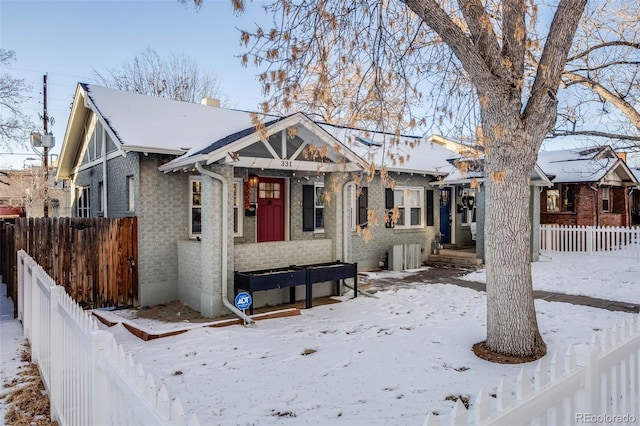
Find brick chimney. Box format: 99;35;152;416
200;98;221;107
616;152;627;162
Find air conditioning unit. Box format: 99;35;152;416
388;243;422;271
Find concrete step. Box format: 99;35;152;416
437;248;477;258
427;254;484;266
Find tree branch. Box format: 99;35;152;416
524;0;587;125
549;129;640;142
567;40;640;62
563;71;640;130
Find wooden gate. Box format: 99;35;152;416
0;217;138;315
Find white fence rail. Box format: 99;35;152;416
17;250;200;426
424;317;640;425
540;225;640;257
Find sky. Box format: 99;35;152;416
1;251;638;424
1;1;638;170
0;0;270;169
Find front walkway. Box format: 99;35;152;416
359;266;640;314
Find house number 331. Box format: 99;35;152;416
281;160;292;167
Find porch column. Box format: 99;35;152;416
323;172;343;262
476;186;485;261
530;186;541;262
200;164;235;317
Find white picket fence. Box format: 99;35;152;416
424;317;640;425
17;250;200;426
540;225;640;257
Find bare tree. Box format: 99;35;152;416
552;0;640;148
94;48;227;104
0;49;35;150
217;0;600;360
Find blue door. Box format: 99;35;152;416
439;188;451;244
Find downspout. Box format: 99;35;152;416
195;162;254;323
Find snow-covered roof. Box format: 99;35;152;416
318;124;456;175
631;168;640;183
537;146;629;184
82;84;279;156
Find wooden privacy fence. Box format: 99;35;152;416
424;317;640;425
1;217;138;314
540;225;640;258
18;251;200;426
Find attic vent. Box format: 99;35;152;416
201;98;221;107
358;136;382;147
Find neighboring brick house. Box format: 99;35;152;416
56;83;458;317
537;146;639;227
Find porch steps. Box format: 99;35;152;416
427;248;484;268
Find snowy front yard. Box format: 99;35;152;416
102;253;638;425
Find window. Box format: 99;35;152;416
602;187;610;212
302;183;325;232
459;188;477;226
546;184;575;212
190;177;202;237
426;189;435;226
385;186;424;229
351;186;368;230
98;181;104;213
315;183;325;231
76;187;90;218
127;176;135;212
232;179;243;237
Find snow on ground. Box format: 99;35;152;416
0;281;27;422
1;254;638;425
103;256;638;426
461;252;640;304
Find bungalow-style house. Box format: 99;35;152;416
537;146;639;227
56;83;459;317
427;154;552;264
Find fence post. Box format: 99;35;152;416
49;286;65;423
17;251;24;321
545;225;551;252
91;330;111;426
30;266;41;363
575;343;600;418
586;227;593;254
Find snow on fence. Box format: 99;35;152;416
540;225;640;257
17;250;200;426
424;317;640;425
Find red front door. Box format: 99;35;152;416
257;177;285;242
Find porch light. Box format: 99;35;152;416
248;174;259;187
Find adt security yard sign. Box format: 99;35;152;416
235;292;252;310
235;292;252;325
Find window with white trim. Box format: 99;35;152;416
386;186;424;228
127;176;135;212
76;187;90;218
98;181;104;213
232;179;243;237
302;183;325;232
190;177;202;237
602;187;610;212
459;188;477;226
314;183;325;231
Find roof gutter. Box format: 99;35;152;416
195;162;254;324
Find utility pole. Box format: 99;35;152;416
42;74;49;218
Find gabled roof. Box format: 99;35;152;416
318;124;456;175
438;158;552;187
537;146;637;185
58;83;462;178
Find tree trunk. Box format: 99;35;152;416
482;107;546;358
